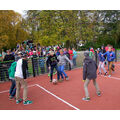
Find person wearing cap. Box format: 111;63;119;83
82;50;101;101
15;54;32;105
97;48;107;76
46;51;59;82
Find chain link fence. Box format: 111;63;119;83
0;50;119;82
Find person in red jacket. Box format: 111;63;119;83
68;48;73;70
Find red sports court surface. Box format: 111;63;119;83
0;62;120;110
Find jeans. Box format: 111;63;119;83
9;79;16;97
98;61;107;73
58;65;67;79
73;57;77;66
50;65;59;81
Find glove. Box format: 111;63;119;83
82;80;85;82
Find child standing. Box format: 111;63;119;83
103;46;115;77
97;48;107;76
82;51;101;101
8;61;17;99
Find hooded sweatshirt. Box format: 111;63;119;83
8;61;17;79
46;54;59;67
83;57;98;80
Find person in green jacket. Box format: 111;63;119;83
89;48;95;60
8;61;17;99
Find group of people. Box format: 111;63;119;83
0;42;117;104
82;44;116;101
0;41;78;105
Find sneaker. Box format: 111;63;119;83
97;92;101;96
16;98;23;104
48;74;50;77
58;79;64;82
65;76;69;80
82;97;90;101
50;80;52;82
23;100;32;105
108;75;111;77
104;72;107;76
9;95;14;100
98;72;102;75
53;72;57;75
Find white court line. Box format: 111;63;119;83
35;84;80;110
0;84;36;94
100;75;120;80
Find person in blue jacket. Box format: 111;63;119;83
103;46;115;77
97;48;107;76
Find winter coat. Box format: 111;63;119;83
98;52;105;62
8;61;17;79
103;51;115;62
83;57;98;80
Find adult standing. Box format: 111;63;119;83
72;48;77;67
68;48;73;70
15;54;32;105
82;51;101;101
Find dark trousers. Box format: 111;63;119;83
9;79;16;97
73;57;77;66
50;65;59;81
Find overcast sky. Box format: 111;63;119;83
15;10;25;15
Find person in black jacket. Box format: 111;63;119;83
82;51;101;101
3;50;15;80
46;51;60;82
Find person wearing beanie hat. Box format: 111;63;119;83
82;50;101;101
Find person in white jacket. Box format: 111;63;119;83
57;49;73;81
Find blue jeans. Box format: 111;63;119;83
73;57;77;66
9;79;16;97
50;65;59;81
58;65;67;79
